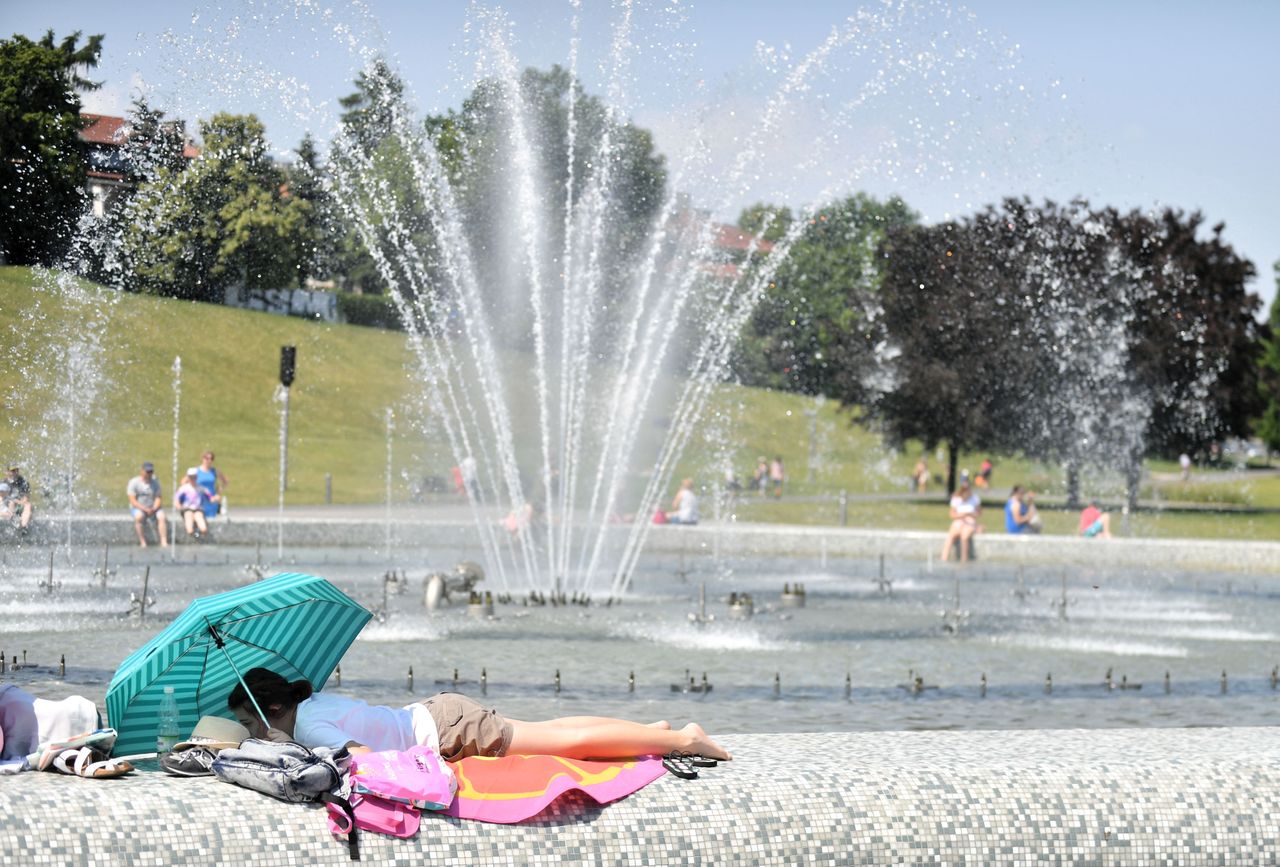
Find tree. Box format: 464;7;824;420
858;217;1013;493
1255;263;1280;457
123;113;310;301
734;194;917;396
0;30;103;264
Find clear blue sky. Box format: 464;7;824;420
4;0;1276;309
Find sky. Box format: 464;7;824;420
3;0;1277;310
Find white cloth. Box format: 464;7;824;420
950;492;980;517
0;687;99;773
293;693;439;754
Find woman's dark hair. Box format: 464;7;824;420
227;667;313;712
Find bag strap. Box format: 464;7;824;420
321;793;360;861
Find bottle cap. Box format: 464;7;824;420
164;686;175;694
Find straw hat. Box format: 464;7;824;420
174;716;251;752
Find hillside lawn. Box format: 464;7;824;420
1;267;1276;541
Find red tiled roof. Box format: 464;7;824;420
714;224;774;254
80;113;129;146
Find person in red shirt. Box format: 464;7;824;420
1078;500;1112;538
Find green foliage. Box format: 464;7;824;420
1256;264;1280;454
122;113;310;301
0;30;103;265
337;292;403;330
734;194;917;397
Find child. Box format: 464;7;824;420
228;668;731;762
175;469;210;539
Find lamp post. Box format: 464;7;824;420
279;346;296;492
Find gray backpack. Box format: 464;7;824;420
213;739;359;859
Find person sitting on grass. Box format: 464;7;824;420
941;480;981;562
229;668;731;763
1078;500;1112;539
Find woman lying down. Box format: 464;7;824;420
229;668;732;763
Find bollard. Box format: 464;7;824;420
1220;670;1227;694
774;672;781;697
1044;673;1052;695
838;490;848;526
555;669;561;694
845;672;852;700
59;654;65;678
701;672;710;693
980;673;987;698
324;473;332;504
481;668;488;695
1272;666;1278;690
408;666;414;692
628;671;635;693
336;665;342;687
1164;671;1170;693
452;668;459;689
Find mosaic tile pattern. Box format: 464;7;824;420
2;728;1278;865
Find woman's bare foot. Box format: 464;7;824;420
679;723;732;761
647;720;671;730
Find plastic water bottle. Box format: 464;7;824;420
156;686;181;757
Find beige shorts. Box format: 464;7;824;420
421;692;513;761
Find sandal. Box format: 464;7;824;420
29;728;119;771
661;753;699;780
51;747;134;779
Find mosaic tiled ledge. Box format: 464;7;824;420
3;727;1279;865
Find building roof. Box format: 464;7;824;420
80;113;129;146
714;223;774;254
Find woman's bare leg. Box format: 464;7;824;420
527;716;670;730
959;525;975;562
506;719;731;761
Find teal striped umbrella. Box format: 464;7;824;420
106;572;371;757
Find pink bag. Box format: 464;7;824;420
350;745;456;811
328;792;421;838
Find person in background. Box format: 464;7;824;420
941;480;981;562
1079;500;1112;538
667;478;699;525
769;456;786;499
195;451;228;520
753;457;769;497
3;467;33;533
975;458;994;489
175;468;210;540
912;455;930;494
1179;452;1192;482
1005;485;1035;534
127;462;169;548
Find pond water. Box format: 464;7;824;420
3;544;1278;735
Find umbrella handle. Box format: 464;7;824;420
207;623;273;730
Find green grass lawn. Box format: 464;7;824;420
1;266;1275;541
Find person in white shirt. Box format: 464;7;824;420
667;478;699;525
940;480;981;562
229;668;731;762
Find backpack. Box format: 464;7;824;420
213;739;360;860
